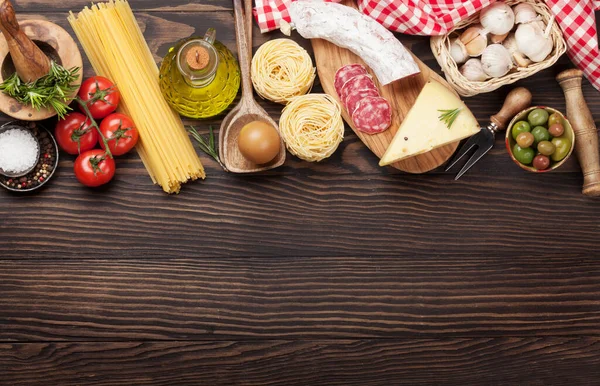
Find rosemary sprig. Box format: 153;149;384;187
188;125;228;171
438;108;462;130
0;61;80;119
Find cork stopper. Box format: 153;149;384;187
186;46;210;71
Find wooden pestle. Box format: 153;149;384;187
0;0;49;82
557;69;600;197
491;87;533;131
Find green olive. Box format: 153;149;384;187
531;126;551;144
551;136;572;162
548;123;565;137
512;121;531;140
516;132;534;148
528;109;549;127
548;112;562;127
537;140;556;156
512;143;535;165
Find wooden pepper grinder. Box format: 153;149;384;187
557;69;600;197
0;0;49;82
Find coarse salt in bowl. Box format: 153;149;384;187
0;126;41;177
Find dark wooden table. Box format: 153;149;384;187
1;1;600;385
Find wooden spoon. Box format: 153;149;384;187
217;0;253;166
0;0;49;82
219;0;285;173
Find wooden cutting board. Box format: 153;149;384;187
310;0;459;173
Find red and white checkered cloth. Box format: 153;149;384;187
254;0;600;91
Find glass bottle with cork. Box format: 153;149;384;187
159;28;240;119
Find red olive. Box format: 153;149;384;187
533;154;551;170
548;123;565;137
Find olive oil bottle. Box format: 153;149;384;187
159;28;240;119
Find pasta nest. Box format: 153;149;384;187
279;94;344;162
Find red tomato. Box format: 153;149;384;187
78;76;120;119
55;112;98;155
99;113;139;156
74;149;116;187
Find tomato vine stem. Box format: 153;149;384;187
73;97;113;159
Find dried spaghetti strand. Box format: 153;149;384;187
68;0;205;194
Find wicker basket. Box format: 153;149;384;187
430;0;566;97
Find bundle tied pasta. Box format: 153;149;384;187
251;39;316;104
279;94;344;162
68;0;205;194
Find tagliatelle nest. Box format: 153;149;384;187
278;94;344;162
251;38;316;104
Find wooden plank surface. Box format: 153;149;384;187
2;1;600;384
1;257;600;341
2;338;599;386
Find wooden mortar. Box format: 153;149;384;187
557;69;600;197
0;0;82;121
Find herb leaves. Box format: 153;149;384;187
0;61;80;119
438;108;462;130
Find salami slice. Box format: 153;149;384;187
351;96;392;134
344;88;380;115
334;64;367;96
339;74;377;102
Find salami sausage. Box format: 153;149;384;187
339;74;377;102
351;96;392;134
288;1;420;85
334;64;367;96
344;88;380;115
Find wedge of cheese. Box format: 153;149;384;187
379;80;480;166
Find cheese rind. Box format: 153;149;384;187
379;81;480;166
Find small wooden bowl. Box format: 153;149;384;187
505;106;575;172
0;19;83;121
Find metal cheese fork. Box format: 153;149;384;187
446;87;532;180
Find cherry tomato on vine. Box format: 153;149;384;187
55;112;98;155
74;149;116;187
99;113;139;156
78;76;120;119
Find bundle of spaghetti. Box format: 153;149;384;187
279;94;344;162
251;38;315;104
68;0;204;194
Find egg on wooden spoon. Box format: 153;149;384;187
237;121;281;164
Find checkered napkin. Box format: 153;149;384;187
254;0;600;91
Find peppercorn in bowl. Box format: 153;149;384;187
0;121;59;192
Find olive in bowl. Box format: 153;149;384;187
505;107;575;172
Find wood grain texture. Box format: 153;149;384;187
0;19;83;120
2;5;600;384
2;158;600;259
558;69;600;196
311;0;459;173
219;0;285;173
0;0;50;82
1;257;600;341
1;338;600;385
12;1;229;13
1;170;600;258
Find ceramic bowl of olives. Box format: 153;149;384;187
505;107;575;172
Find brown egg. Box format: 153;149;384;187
237;121;280;164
